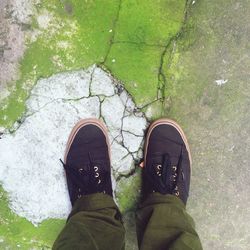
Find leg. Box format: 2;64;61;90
137;119;202;250
53;193;125;250
136;193;202;250
53;119;125;250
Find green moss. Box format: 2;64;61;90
105;0;186;105
114;0;186;45
105;43;162;105
143;100;165;120
0;0;187;127
0;186;65;249
116;170;142;213
0;0;120;128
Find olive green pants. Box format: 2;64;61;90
53;193;202;250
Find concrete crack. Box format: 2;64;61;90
88;66;96;97
97;95;105;119
115;167;136;182
113;40;166;48
102;0;122;64
120;95;130;147
9;97;64;133
122;129;143;138
157;0;191;113
9;95;91;133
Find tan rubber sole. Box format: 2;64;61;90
64;118;111;163
144;118;192;172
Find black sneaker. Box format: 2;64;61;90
60;118;113;206
142;119;192;205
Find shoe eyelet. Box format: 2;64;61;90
171;176;176;181
94;166;98;172
78;194;82;198
79;168;84;174
172;166;177;171
175;191;180;196
156;170;161;176
156;164;162;170
98;179;101;184
95;173;100;178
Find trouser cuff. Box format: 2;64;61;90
139;192;186;209
68;193;119;219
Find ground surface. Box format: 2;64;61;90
0;0;250;249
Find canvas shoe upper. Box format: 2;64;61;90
61;119;113;205
142;119;191;205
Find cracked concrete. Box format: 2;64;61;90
1;0;249;249
101;0;187;111
0;65;147;224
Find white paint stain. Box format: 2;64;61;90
215;79;228;86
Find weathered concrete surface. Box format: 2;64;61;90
0;0;187;128
0;66;147;224
163;1;250;249
0;0;34;100
0;0;250;249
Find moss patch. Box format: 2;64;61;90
0;186;65;249
114;0;186;45
0;0;120;128
105;43;162;105
115;169;142;213
105;0;187;105
0;0;187;128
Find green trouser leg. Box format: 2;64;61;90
136;193;203;250
53;192;202;250
53;193;125;250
